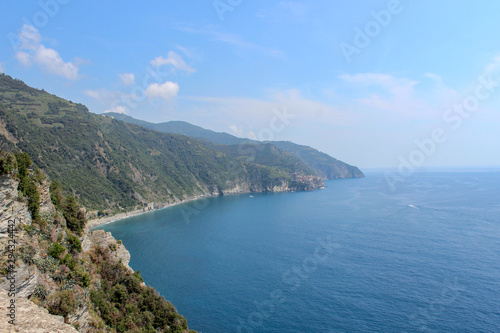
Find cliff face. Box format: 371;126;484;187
0;288;78;333
215;176;324;196
0;174;141;332
81;230;132;272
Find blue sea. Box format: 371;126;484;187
97;171;500;332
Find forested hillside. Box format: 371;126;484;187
106;112;364;180
0;74;323;212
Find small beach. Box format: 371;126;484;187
86;195;214;230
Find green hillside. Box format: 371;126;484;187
105;112;364;180
106;113;245;145
271;141;364;179
0;74;321;211
215;142;314;175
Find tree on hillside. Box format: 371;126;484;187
63;195;86;235
0;151;17;175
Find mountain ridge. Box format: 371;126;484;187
0;74;326;213
104;112;364;180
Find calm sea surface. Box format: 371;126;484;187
97;171;500;332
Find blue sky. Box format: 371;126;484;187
2;0;500;169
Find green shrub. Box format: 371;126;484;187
25;181;41;222
122;275;142;294
62;253;75;270
66;233;82;252
47;290;77;318
15;152;32;178
47;243;65;259
63;196;86;235
0;152;17;175
89;245;193;332
14;152;41;222
33;285;48;301
34;167;44;183
50;182;64;211
111;284;128;303
80;273;90;288
18;245;36;265
133;270;143;283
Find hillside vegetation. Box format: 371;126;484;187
0;152;196;332
0;74;323;212
271;141;365;179
106;112;364;180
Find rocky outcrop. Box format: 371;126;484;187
0;288;78;333
81;230;131;271
220;176;324;195
0;175;31;238
0;173;134;332
0;265;40;299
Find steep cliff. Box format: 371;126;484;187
0;288;78;333
0;170;195;332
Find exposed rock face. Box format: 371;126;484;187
220;176;324;195
0;173;133;332
38;178;56;215
0;175;42;299
0;265;40;299
82;230;131;271
0;288;78;333
0;175;31;239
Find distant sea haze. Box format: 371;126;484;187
99;171;500;332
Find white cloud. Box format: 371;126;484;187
424;73;444;85
34;45;79;80
279;2;307;15
119;73;135;86
145;81;179;100
228;125;257;139
258;2;307;23
177;26;284;59
175;45;201;61
229;125;244;137
424;73;459;103
183;88;353;142
85;89;121;104
15;51;31;66
150;51;195;74
340;73;418;93
339;73;435;117
104;105;126;114
86;80;180;114
14;24;80;80
18;24;41;49
0;63;5;73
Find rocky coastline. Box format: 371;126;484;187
87;176;325;230
0;174;169;332
0;170;324;332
